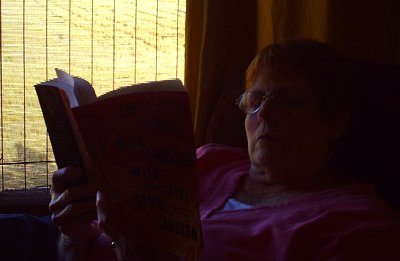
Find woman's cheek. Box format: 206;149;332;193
246;119;261;165
245;117;256;151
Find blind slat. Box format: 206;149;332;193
0;0;186;202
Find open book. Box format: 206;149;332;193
35;69;202;259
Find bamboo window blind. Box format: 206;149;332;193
0;0;186;211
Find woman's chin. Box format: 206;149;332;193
250;150;291;183
252;148;285;168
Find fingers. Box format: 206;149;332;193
51;166;86;193
49;166;103;244
50;183;97;211
50;187;97;223
54;208;97;235
51;200;95;225
50;166;96;227
96;191;122;241
96;191;141;260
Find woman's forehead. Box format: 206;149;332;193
252;70;312;93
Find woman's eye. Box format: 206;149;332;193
280;96;306;107
247;95;263;109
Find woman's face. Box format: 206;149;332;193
245;70;344;185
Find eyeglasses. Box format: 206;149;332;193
236;91;310;114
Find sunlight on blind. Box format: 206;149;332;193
0;0;186;204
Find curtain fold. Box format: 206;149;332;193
185;0;257;146
257;0;400;63
257;0;330;47
186;0;399;146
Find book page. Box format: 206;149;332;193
97;79;185;100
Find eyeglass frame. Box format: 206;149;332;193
235;90;314;114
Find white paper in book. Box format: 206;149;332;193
54;68;184;107
97;78;186;100
72;75;97;105
52;68;97;107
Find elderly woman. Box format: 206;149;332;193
50;39;400;260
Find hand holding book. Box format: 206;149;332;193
35;69;202;259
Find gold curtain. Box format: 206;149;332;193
186;0;400;146
257;0;400;62
185;0;257;146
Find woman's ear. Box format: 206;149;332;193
330;111;350;142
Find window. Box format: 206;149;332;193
0;0;186;211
